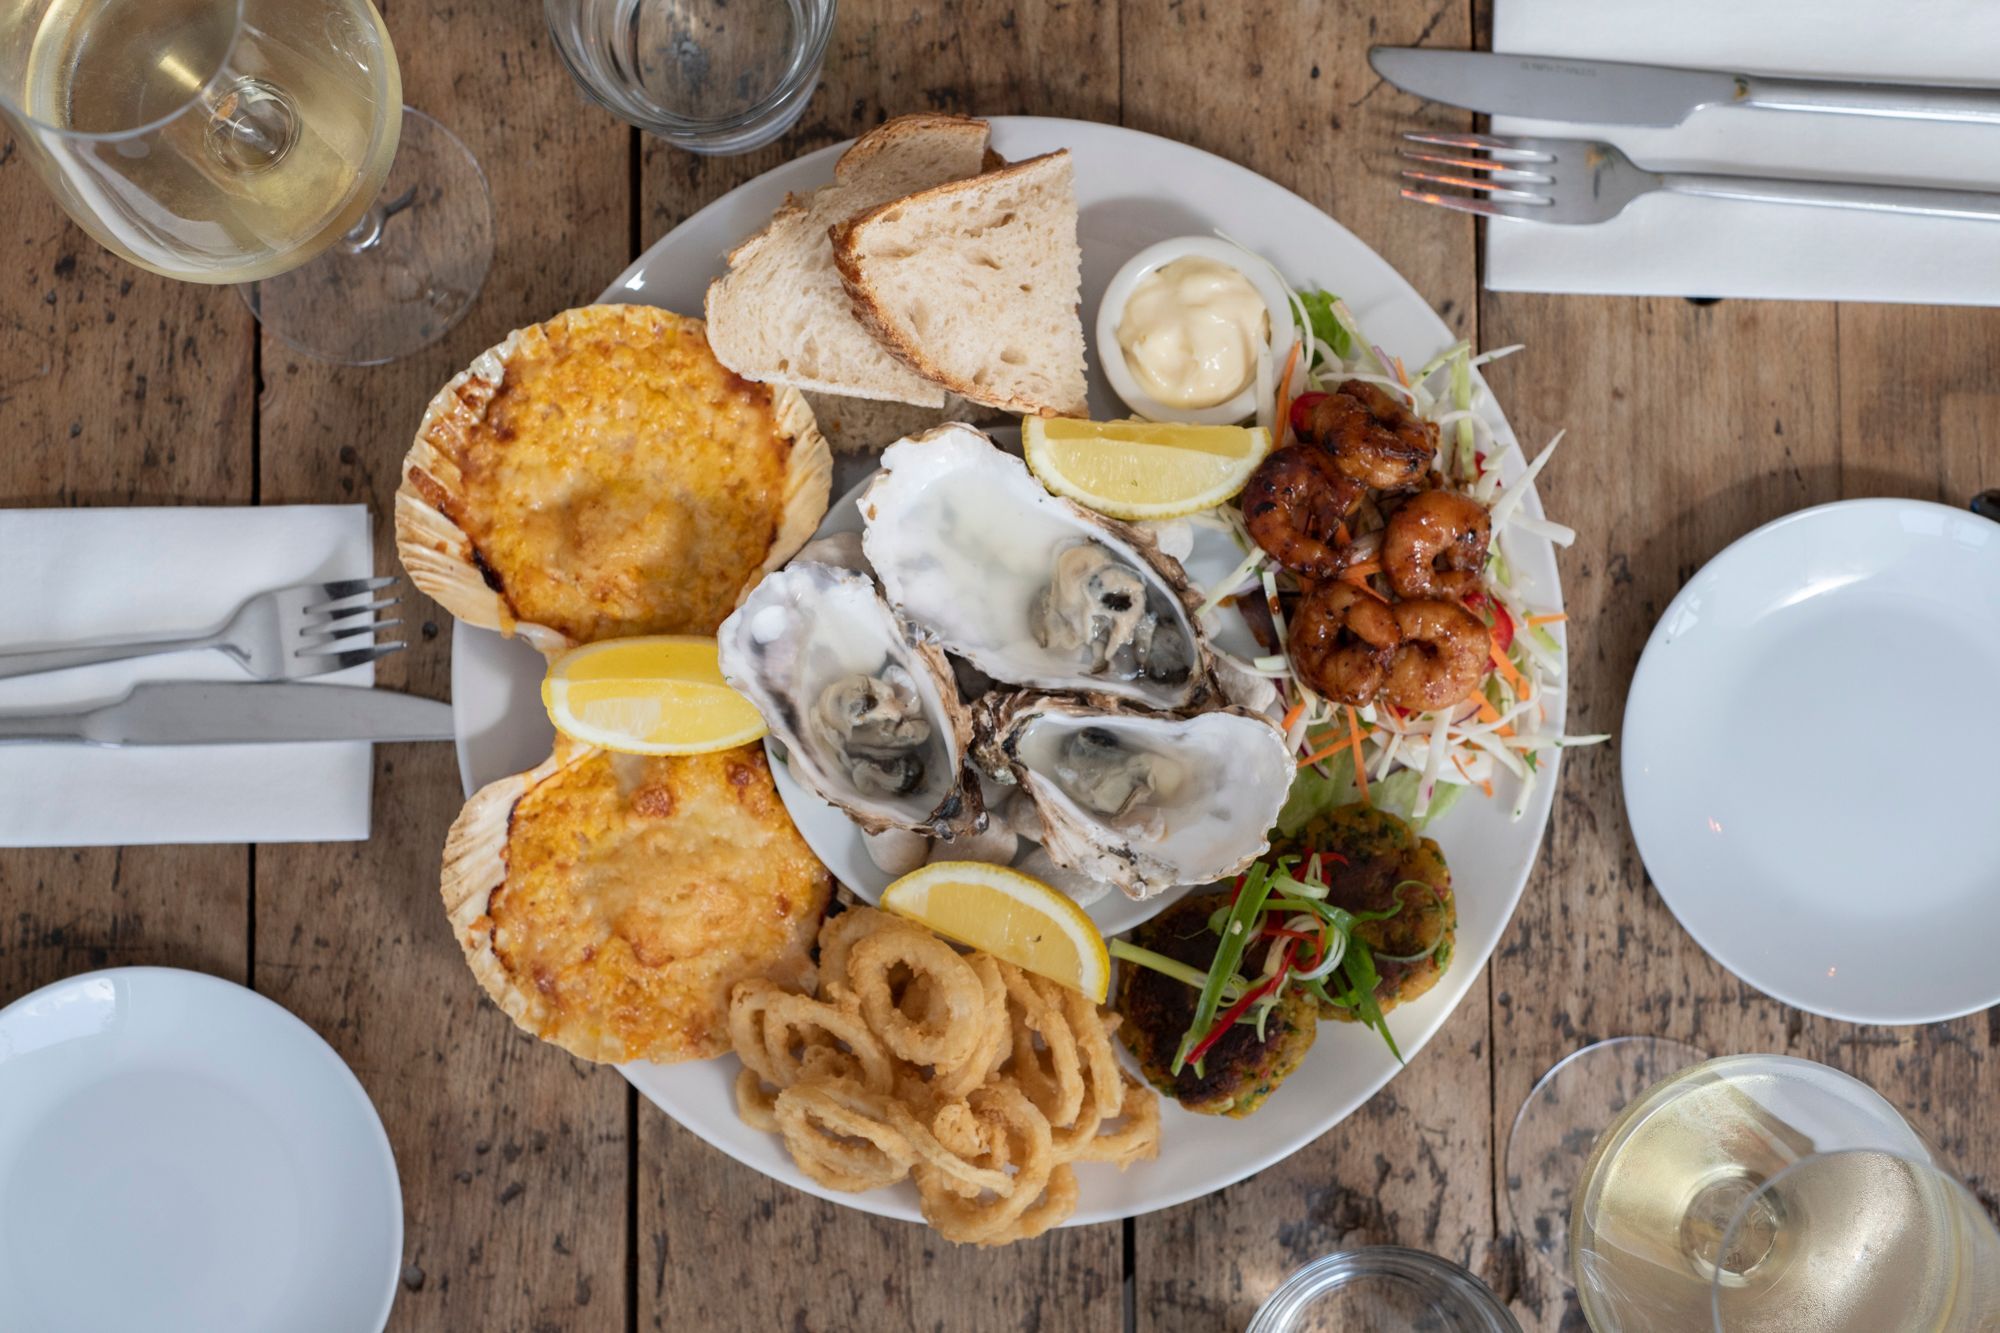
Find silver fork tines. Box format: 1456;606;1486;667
1397;129;2000;227
0;574;409;682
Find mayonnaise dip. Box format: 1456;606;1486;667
1114;256;1270;410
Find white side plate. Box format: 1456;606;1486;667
0;967;403;1333
1622;499;2000;1024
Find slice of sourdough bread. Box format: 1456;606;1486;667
831;151;1087;418
704;114;992;407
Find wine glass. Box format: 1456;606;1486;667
1509;1044;2000;1331
0;0;494;364
545;0;836;154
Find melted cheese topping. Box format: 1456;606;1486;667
491;744;829;1062
439;306;794;643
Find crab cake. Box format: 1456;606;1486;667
1116;891;1317;1117
1288;804;1456;1020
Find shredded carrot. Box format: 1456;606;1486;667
1346;705;1370;804
1451;755;1496;800
1393;355;1411;389
1490;641;1531;698
1341;569;1390;601
1526;613;1568;627
1342;557;1381;578
1296;735;1356;768
1274;339;1303;445
1475;696;1502;725
1280;701;1305;736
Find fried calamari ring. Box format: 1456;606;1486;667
1002;965;1085;1128
772;1077;913;1193
816;904;921;993
932;954;1010;1100
758;990;895;1093
887;1099;1015;1199
848;929;985;1071
993;1164;1078;1246
734;1067;780;1133
1064;985;1127;1122
1077;1071;1162;1169
912;1081;1054;1244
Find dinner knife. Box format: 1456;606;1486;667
1369;47;2000;129
0;682;455;746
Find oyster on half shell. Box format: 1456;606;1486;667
975;694;1294;900
859;425;1217;711
719;561;980;838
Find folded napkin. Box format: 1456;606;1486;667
1486;0;2000;303
0;507;376;847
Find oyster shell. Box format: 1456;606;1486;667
859;425;1217;711
719;561;980;838
976;694;1293;899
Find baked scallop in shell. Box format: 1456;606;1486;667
975;694;1293;900
858;424;1216;711
718;561;981;838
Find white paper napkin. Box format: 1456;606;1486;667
0;507;376;847
1486;0;2000;303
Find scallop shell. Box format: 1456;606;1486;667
395;304;831;655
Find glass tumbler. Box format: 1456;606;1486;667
1249;1247;1523;1333
545;0;836;153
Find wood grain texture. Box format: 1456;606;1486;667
251;0;635;1328
0;155;253;1002
6;2;2000;1331
634;5;1127;1327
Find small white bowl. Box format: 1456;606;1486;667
1096;236;1297;425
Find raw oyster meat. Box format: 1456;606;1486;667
859;425;1216;711
719;561;980;838
975;694;1293;899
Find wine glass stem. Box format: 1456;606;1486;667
203;77;300;173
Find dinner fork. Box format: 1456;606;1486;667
1398;132;2000;225
0;576;406;681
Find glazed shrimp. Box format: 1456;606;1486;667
1383;599;1488;712
1288;581;1401;705
1383;489;1491;600
1299;380;1438;492
1241;446;1366;580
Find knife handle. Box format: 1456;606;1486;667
1741;75;2000;127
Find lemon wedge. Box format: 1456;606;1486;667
542;635;768;755
1023;417;1273;520
880;861;1111;1003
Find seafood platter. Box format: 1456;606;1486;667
403;115;1601;1239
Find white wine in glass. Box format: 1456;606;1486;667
2;0;493;362
1568;1054;2000;1332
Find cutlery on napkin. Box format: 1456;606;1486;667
0;506;386;847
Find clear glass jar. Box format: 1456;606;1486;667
1249;1247;1522;1333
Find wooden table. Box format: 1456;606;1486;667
4;2;1995;1329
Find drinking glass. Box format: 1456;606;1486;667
546;0;836;154
1249;1247;1522;1333
0;0;494;364
1510;1045;2000;1331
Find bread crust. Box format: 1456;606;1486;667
830;152;1085;418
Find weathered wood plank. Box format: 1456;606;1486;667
251;3;636;1328
1477;292;1843;1328
0;156;254;1000
635;4;1126;1328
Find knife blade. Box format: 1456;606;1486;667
1369;47;2000;129
0;682;456;746
1370;48;1742;127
